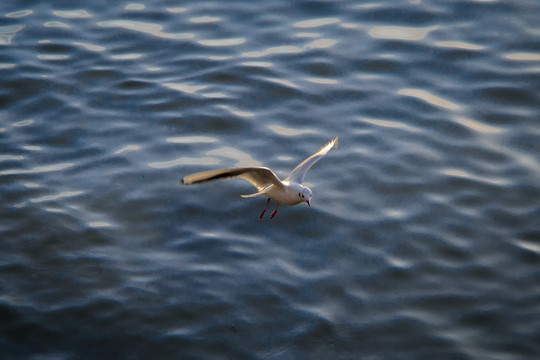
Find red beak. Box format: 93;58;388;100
307;200;311;207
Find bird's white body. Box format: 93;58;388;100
182;137;337;219
246;180;308;206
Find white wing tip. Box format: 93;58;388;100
324;136;338;152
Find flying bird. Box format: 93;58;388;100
181;137;338;219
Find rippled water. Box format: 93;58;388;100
1;0;539;359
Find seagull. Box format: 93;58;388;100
181;137;338;219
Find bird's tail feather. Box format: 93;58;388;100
241;191;265;198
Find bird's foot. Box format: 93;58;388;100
269;203;279;219
259;198;270;220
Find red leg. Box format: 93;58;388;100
270;202;279;219
259;198;270;220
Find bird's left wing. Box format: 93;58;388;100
182;166;284;191
286;137;338;184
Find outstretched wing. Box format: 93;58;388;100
286;137;338;184
181;166;284;191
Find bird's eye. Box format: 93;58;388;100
298;192;301;196
302;195;304;198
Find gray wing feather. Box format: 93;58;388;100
286;137;338;184
182;166;284;191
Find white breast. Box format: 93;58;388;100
264;182;303;205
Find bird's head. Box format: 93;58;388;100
299;186;312;207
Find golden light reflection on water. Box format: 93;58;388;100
242;45;303;58
201;92;227;98
361;117;406;129
0;163;73;175
208;56;232;61
0;155;24;162
398;88;460;110
30;191;84;203
114;144;141;154
385;209;406;218
231;109;255;117
443;168;509;186
52;10;92;18
293;18;341;28
167;136;217;144
6;10;33;18
369;26;437;41
277;155;293;162
0;25;25;45
241;61;273;67
504;53;540;61
163;83;228;98
268;124;316;136
97;20;194;40
166;7;188;13
12;119;34;127
73;42;105;52
443;169;469;178
454;116;501;134
517;241;540;254
207;147;260;166
354;3;381;9
189;16;220;23
435;41;484;50
89;221;114;228
111;54;142;60
44;21;70;28
295;32;320;38
125;3;145;11
266;78;299;89
305;77;337;84
305;38;337;49
148;157;219;169
218;105;255;118
163;83;207;93
37;54;70;61
197;38;245;47
386;255;411;268
242;37;338;58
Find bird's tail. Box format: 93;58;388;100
241;191;265;198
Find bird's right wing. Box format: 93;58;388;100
286;137;338;184
181;166;284;191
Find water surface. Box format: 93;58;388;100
1;0;539;359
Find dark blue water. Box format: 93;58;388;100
1;1;539;359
